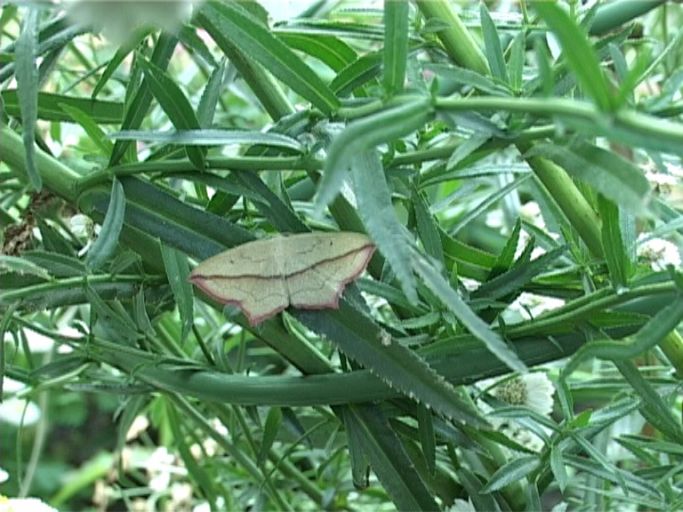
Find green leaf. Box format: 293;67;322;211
137;57;206;170
482;455;540;492
330;51;383;96
59;103;113;156
562;294;683;377
598;196;629;289
258;407;282;467
490;218;522;279
383;0;409;95
0;255;51;280
160;244;193;342
480;3;508;83
473;245;565;302
197;61;225;128
278;33;356;72
345;405;439;511
108;129;302;152
416;404;436;476
109;33;177;166
23;251;85;277
411;252;526;373
86;180;126;270
425;63;509;96
199;1;339;115
550;444;568;492
315;96;432;212
296;300;485;426
508;31;525;92
1;90;124;123
92;28;150;100
351;150;417;304
535;3;614;111
166;402;218;507
526;141;650;215
15;6;41;190
412;187;444;266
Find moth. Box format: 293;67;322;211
189;232;375;325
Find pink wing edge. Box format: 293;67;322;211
187;275;287;326
188;243;376;326
289;244;376;311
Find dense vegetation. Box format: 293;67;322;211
1;0;683;510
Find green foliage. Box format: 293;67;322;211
1;1;683;511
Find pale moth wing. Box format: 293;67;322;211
189;232;375;325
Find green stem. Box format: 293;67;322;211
590;0;667;35
0;124;80;201
517;140;604;257
414;0;489;75
659;331;683;378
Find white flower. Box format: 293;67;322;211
69;214;94;239
146;447;185;493
23;328;55;353
636;235;681;271
0;496;57;512
519;201;545;229
63;0;201;45
1;377;26;394
170;482;193;508
505;292;565;321
125;415;150;441
0;468;8;484
0;399;41;427
447;498;476;512
497;373;555;417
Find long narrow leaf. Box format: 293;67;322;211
85;180;126;270
15;6;41;190
352;150;417;303
137;57;206;170
535;3;613;111
412;252;526;372
315;96;432;212
199;1;339;115
383;0;409;95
